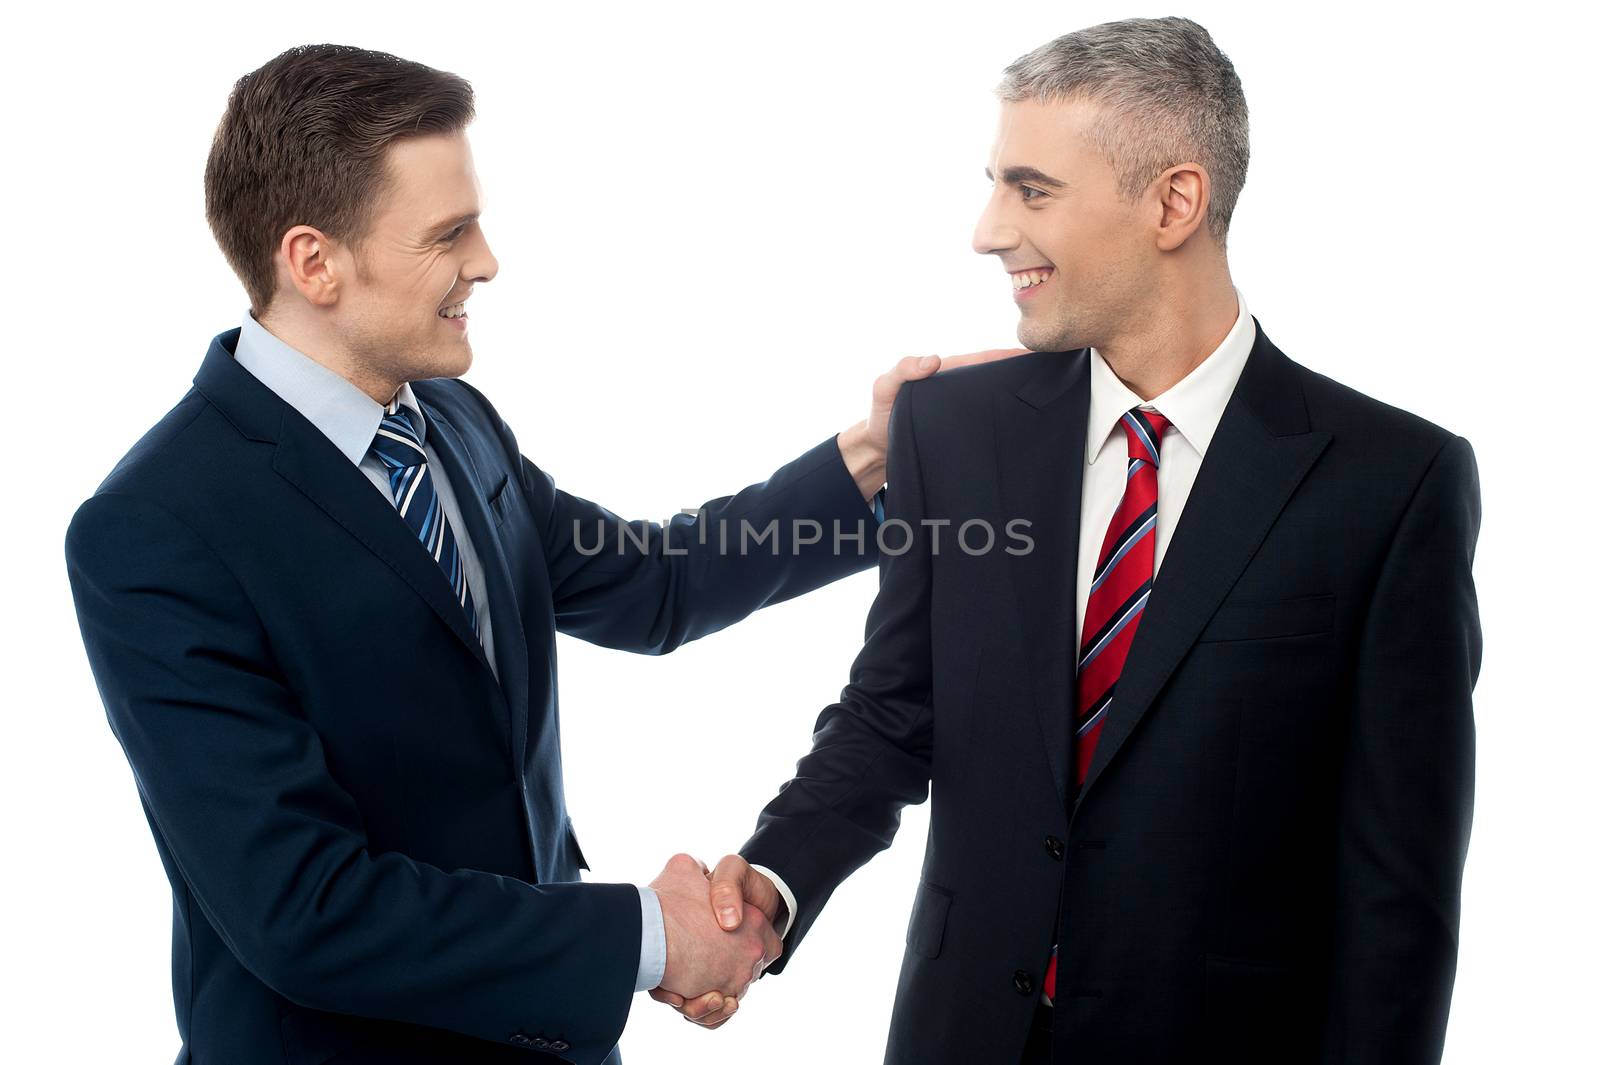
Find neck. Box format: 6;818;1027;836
1095;269;1240;401
254;307;402;407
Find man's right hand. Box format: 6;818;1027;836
650;854;782;1006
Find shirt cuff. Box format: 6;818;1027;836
872;487;887;524
635;885;667;992
748;863;799;940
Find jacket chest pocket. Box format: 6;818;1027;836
1196;593;1334;643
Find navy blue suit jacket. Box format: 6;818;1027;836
64;328;879;1064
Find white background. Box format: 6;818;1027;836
4;1;1594;1061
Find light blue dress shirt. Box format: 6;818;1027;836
231;311;666;994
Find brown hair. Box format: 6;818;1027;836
204;44;475;315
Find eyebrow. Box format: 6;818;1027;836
424;211;479;239
985;165;1068;190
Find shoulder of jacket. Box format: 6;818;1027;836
1295;362;1460;457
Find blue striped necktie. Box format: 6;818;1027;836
368;399;480;641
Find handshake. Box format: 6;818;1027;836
647;852;786;1030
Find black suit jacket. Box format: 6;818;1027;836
743;319;1481;1065
64;328;879;1065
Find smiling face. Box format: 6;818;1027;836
973;96;1159;353
328;131;498;388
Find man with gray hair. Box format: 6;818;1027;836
690;16;1480;1064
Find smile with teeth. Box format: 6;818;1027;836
1011;268;1054;291
439;301;468;319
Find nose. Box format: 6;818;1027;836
971;188;1020;257
466;227;499;284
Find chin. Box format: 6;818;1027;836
427;331;472;370
1017;318;1068;354
1018;300;1094;353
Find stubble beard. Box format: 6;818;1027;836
1017;303;1083;355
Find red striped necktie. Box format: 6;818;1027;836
1043;405;1172;1004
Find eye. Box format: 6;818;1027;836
444;225;467;241
1019;185;1045;203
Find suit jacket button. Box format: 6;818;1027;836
1013;969;1034;995
549;1040;570;1052
532;1037;551;1049
509;1033;532;1046
1044;835;1064;860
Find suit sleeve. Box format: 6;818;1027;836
531;435;880;653
65;491;639;1064
1319;435;1482;1064
737;384;936;972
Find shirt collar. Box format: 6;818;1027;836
1085;286;1255;465
233;310;424;465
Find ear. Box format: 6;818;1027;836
1152;162;1211;252
276;224;344;308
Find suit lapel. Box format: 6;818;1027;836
270;412;497;677
421;404;534;768
192;329;503;690
1073;323;1332;809
995;350;1091;807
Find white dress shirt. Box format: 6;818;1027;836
761;287;1255;945
229;311;667;994
1076;287;1255;635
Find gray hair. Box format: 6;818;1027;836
996;16;1249;246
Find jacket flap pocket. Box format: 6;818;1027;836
906;880;953;959
279;1006;364;1065
566;816;590;872
487;473;512;521
1202;953;1306;1058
